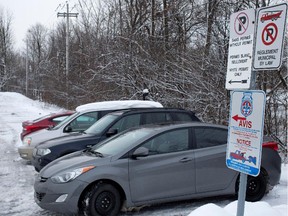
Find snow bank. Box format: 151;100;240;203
188;165;288;216
0;92;64;119
188;201;287;216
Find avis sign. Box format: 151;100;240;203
226;9;255;90
253;3;288;70
226;90;266;176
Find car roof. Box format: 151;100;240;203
132;121;228;133
48;110;75;117
110;122;227;142
106;107;197;116
75;100;163;112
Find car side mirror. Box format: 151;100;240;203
64;125;72;133
132;147;149;159
106;128;118;137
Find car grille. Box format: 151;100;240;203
35;192;46;202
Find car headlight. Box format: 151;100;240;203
36;148;51;156
23;137;32;146
51;166;95;183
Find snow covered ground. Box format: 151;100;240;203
0;92;287;216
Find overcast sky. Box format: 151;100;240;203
0;0;78;50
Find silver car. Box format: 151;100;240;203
18;100;163;160
34;122;281;216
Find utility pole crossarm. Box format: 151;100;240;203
57;12;78;18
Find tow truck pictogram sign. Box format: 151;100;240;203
260;10;282;22
253;3;287;70
226;90;266;176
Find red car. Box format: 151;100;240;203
20;111;75;140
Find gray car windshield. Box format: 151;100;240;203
92;129;151;155
85;114;119;135
52;112;79;130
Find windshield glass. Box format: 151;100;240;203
85;114;119;135
52;112;79;130
92;128;151;155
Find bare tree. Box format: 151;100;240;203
25;23;48;100
3;0;286;148
0;7;14;91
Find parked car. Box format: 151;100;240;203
18;100;163;160
34;122;281;216
20;111;75;141
32;108;200;171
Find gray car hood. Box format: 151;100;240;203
40;150;111;178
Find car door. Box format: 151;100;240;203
128;128;196;203
193;127;236;193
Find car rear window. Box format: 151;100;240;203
175;112;199;122
142;112;173;124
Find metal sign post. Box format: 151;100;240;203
226;4;287;215
227;90;266;216
237;173;247;216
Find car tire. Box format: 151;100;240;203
81;182;121;216
246;170;268;202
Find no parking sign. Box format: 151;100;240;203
253;3;287;70
225;8;255;90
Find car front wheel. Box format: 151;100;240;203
81;182;122;216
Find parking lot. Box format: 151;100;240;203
0;92;286;216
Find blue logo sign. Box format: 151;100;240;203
241;92;253;117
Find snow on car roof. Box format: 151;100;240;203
76;100;163;112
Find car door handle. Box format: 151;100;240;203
179;157;192;163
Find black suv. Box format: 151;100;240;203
32;108;200;171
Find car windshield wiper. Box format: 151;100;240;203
84;147;104;158
90;151;104;158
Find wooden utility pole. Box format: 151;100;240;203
57;2;78;106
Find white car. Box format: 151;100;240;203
18;100;162;160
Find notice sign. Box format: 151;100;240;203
226;90;266;176
253;3;287;70
226;9;255;90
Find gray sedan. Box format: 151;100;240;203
34;122;281;216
